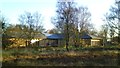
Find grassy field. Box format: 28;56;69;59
2;45;120;66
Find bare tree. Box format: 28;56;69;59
0;14;14;49
77;6;92;34
105;0;120;44
98;24;108;46
32;12;44;32
52;1;79;51
18;11;44;46
52;0;93;50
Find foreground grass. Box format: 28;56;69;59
2;46;120;66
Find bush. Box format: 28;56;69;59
2;34;14;49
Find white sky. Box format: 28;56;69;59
0;0;115;30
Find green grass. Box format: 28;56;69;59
2;45;120;66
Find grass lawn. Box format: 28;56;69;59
2;45;120;66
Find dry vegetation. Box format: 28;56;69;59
2;45;120;66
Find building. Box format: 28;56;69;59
32;33;102;47
35;33;64;47
80;34;102;46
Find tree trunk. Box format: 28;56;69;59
65;17;69;51
66;41;69;51
65;30;69;51
25;40;28;47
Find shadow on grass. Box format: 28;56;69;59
2;53;119;66
2;46;120;66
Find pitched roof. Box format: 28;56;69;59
90;35;102;39
80;34;92;39
34;33;46;39
46;34;64;40
80;34;102;39
43;33;101;40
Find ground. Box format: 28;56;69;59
1;45;120;66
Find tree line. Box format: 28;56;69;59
1;0;120;50
101;0;120;45
51;1;93;51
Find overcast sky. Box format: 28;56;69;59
0;0;115;30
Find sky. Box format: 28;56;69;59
0;0;115;31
